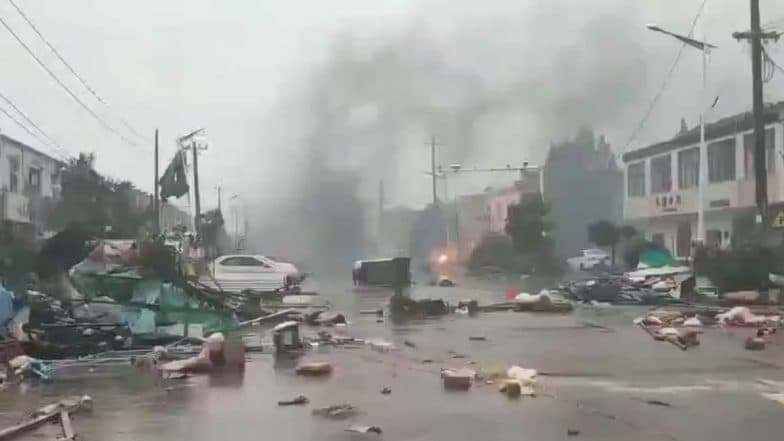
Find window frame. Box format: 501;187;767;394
708;138;736;183
677;147;699;189
650;154;672;194
627;161;646;197
7;156;20;193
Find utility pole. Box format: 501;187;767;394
191;141;202;232
216;185;222;211
153;129;160;235
733;0;781;227
430;135;438;205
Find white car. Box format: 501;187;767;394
201;254;303;293
567;249;610;271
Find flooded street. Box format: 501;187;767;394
3;277;784;441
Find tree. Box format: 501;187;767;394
468;232;531;274
51;152;151;238
505;195;553;254
619;225;638;239
587;220;620;264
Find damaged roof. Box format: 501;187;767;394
622;101;784;163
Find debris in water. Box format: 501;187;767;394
312;404;360;419
278;395;309;406
441;368;475;390
640;399;672;407
346;425;383;434
295;361;333;377
745;336;766;351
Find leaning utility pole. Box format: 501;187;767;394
733;0;781;227
153;129;160;235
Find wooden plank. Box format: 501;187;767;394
0;410;59;441
59;410;74;440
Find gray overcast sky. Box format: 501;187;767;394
1;0;783;216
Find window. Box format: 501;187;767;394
708;138;735;183
743;128;775;177
627;161;645;197
27;167;41;194
7;156;19;193
677;147;699;189
219;256;270;267
650;154;672;194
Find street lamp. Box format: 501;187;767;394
646;23;717;244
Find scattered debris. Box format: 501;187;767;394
644;399;672;407
499;379;522;397
278;395;309;406
441;368;475;390
368;340;395;352
457;299;479;315
717;306;780;327
0;395;92;441
436;276;456;287
7;355;50;381
745;336;766;351
273;321;303;353
312;404;360;419
309;311;347;326
159;333;245;373
568;429;580;436
346;425;383;434
421;359;434;364
514;290;574;313
451;354;467;359
380;387;391;395
403;340;417;348
468;336;487;341
295;361;333;377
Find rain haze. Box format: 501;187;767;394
1;0;784;266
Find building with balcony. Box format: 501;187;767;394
622;102;784;258
0;132;63;242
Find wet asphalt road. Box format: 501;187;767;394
2;277;784;441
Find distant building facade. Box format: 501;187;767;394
0;134;63;242
622;103;784;258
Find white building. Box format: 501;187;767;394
0;132;63;241
622;103;784;258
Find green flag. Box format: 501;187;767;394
159;152;189;201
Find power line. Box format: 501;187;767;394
6;0;147;142
0;11;139;147
763;46;784;76
622;0;708;152
0;89;62;150
0;103;69;160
